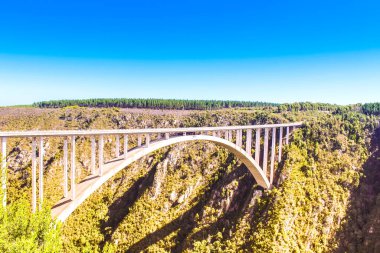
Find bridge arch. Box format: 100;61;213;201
52;135;269;221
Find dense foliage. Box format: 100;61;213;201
278;102;362;113
362;103;380;115
249;112;377;252
33;98;277;110
0;199;61;252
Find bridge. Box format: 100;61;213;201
0;122;302;222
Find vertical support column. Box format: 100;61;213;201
63;138;68;198
145;134;150;147
1;137;6;207
32;138;37;212
124;134;128;160
115;135;120;157
224;130;228;140
236;130;242;147
91;136;96;174
212;131;216;137
165;133;170;140
263;128;269;175
157;133;162;140
217;131;221;138
270;128;276;184
99;135;104;176
137;135;142;147
278;127;283;162
229;130;233;142
71;136;76;200
246;129;252;155
286;126;290;145
183;132;187;136
39;137;44;209
255;129;261;163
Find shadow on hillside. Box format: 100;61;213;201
334;127;380;253
99;155;162;249
175;165;259;252
123;156;262;253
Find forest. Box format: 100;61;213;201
32;99;380;117
33;98;277;110
362;102;380;115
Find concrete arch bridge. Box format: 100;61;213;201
0;122;302;222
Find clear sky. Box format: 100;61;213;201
1;0;379;106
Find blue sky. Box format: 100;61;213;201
0;0;380;105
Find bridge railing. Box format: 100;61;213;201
0;122;302;212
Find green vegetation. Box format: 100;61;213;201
278;102;362;113
249;112;377;252
29;99;380;118
0;199;61;252
362;103;380;115
33;98;277;110
1;106;379;252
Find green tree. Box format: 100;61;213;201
0;199;62;253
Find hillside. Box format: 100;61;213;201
0;107;379;252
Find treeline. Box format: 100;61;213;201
362;103;380;115
278;102;362;113
279;102;380;116
33;98;277;110
32;99;380;115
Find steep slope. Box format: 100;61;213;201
335;127;380;253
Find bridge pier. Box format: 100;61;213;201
124;135;128;159
270;128;276;184
31;138;37;212
1;137;6;207
236;129;242;147
255;128;261;164
146;134;150;147
91;137;96;175
137;134;142;147
263;128;269;175
39;137;44;209
99;135;104;176
63;138;69;198
278;127;283;162
246;129;252;155
71;136;76;200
